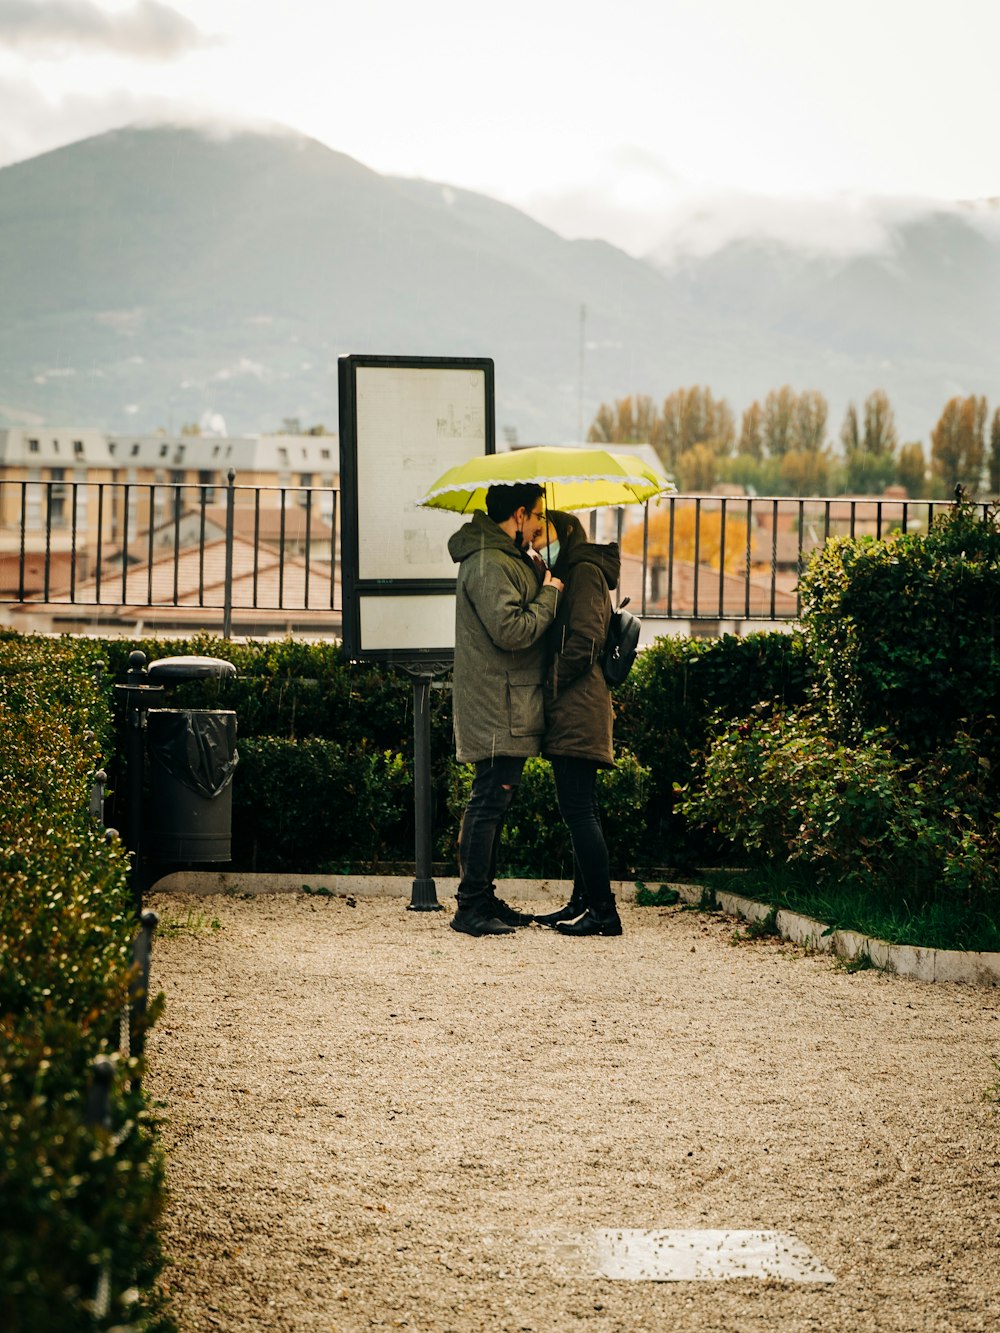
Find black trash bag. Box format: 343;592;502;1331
146;709;238;800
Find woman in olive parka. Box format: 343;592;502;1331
536;509;623;936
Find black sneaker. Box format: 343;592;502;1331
450;906;515;937
534;902;583;927
555;909;623;937
488;894;534;927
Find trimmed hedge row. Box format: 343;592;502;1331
0;634;170;1332
98;630;811;874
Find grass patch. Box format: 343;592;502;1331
703;864;1000;953
633;881;681;907
833;950;877;974
984;1059;1000;1107
158;909;222;938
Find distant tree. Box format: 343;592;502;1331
675;442;720;492
896;442;927;499
659;386;734;469
720;453;783;495
621;504;748;572
795;390;828;453
180;422;201;436
841;391;899;493
737;401;764;460
761;386;797;457
840;403;860;455
587;394;661;448
930;396;987;495
863;390;898;456
989;408;1000;496
780;448;830;496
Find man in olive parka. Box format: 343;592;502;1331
447;483;563;936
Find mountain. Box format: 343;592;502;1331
0;124;996;443
646;213;1000;442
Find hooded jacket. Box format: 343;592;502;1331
542;511;620;768
448;509;560;763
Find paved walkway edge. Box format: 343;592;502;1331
149;870;1000;985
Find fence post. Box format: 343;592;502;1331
129;910;159;1066
223;467;236;639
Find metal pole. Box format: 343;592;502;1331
223;467;236;639
409;673;442;911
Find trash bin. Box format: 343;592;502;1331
145;656;238;863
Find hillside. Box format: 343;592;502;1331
0;124;995;442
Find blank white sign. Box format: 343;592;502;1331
359;593;456;652
355;364;487;583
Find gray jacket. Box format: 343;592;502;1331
448;510;559;763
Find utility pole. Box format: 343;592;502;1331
577;303;587;441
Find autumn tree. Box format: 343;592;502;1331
761;386;797;456
896;442;927;499
587;394;662;447
621;503;748;573
795;391;828;454
737;401;764;460
930;396;987;496
658;386;735;470
841;391;899;493
780;449;831;496
675;441;721;492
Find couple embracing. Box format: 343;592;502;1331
448;482;623;939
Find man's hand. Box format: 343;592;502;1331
543;570;564;593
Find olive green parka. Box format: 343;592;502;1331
542;511;620;768
448;509;560;763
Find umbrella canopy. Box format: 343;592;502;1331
418;445;674;513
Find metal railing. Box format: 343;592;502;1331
0;476;986;634
0;468;339;635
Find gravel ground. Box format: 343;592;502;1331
145;888;1000;1333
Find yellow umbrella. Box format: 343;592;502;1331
418;445;674;513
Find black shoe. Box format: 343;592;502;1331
555;909;623;937
534;903;584;927
450;906;515;937
488;893;534;927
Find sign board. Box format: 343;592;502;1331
338;354;494;662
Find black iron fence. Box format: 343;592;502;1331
0;471;986;635
0;469;338;635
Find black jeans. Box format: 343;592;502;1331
457;755;526;906
551;755;612;911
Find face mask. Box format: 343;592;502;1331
545;540;560;566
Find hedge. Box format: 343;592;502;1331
98;631;812;874
0;634;170;1332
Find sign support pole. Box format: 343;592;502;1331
407;670;443;911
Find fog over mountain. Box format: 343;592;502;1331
0;123;996;445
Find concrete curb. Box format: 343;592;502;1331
673;882;1000;987
149;871;1000;986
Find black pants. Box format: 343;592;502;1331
551;755;612;911
456;755;526;905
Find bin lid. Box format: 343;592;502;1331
147;655;237;683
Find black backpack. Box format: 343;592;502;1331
600;597;641;687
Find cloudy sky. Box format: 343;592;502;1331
1;0;998;256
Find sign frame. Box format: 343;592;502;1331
338;353;495;664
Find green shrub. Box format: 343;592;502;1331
0;636;170;1331
232;737;410;871
613;630;816;860
798;497;1000;755
681;709;1000;933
